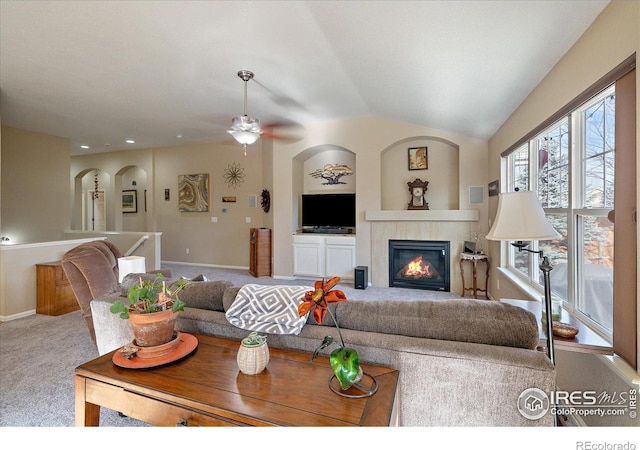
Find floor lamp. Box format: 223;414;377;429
486;191;561;365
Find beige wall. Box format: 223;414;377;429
1;126;70;244
72;141;268;268
487;0;640;425
271;116;488;281
381;138;459;211
0;238;102;318
153;141;266;267
68;117;486;280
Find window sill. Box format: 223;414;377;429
498;267;612;343
499;267;640;381
599;355;640;386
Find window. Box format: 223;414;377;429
505;86;615;338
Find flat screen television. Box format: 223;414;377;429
301;193;356;230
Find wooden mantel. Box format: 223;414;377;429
365;210;479;222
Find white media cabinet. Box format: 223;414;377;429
293;234;356;280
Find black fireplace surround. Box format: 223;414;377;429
388;240;450;291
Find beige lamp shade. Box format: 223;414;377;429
118;256;146;283
486;191;561;241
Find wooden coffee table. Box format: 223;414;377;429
75;334;399;426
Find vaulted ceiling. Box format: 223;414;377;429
0;1;610;155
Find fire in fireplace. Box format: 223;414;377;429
400;255;442;280
388;240;450;291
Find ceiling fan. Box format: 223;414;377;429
227;70;303;154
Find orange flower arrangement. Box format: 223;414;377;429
298;276;346;325
298;276;361;390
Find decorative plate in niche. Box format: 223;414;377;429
260;189;270;213
224;162;245;189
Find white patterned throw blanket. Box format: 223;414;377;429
225;284;311;335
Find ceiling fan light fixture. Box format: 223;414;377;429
227;129;261;145
227;70;262;151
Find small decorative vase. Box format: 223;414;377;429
128;309;179;347
237;332;269;375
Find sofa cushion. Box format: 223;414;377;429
121;273;230;311
335;299;539;349
223;286;241;311
179;280;233;311
120;273;175;296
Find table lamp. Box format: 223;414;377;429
486;190;561;365
118;256;146;283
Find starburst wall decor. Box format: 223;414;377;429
224;162;246;189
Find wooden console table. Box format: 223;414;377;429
36;261;79;316
501;298;613;355
459;253;490;299
75;334;399;426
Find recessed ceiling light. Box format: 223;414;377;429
80;145;90;149
126;139;135;144
176;134;183;139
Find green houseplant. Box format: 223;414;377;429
110;274;191;347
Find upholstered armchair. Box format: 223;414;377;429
61;240;123;343
61;240;171;345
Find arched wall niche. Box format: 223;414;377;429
292;144;356;232
380;136;459;210
116;165;148;232
71;165;148;232
73;168;111;231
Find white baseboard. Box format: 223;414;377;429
0;309;36;322
162;260;248;271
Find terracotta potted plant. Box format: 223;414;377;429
110;274;191;347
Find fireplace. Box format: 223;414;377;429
388;240;450;291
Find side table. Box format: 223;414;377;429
36;261;79;316
459;253;490;299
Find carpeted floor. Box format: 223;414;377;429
0;263;462;428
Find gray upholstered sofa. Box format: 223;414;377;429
90;278;556;427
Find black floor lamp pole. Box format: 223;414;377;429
518;245;557;427
539;254;555;365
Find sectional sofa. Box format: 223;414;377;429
90;276;556;427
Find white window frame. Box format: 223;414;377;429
505;85;615;341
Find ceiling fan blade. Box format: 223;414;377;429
251;79;308;113
261;122;304;143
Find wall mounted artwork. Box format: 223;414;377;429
308;163;353;185
488;180;499;197
122;190;137;213
224;162;246;189
408;147;428;170
178;174;209;212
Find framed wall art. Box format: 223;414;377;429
408;147;428;170
179;174;210;212
488;180;500;197
122;190;137;213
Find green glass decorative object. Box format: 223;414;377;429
298;276;377;397
330;347;360;390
